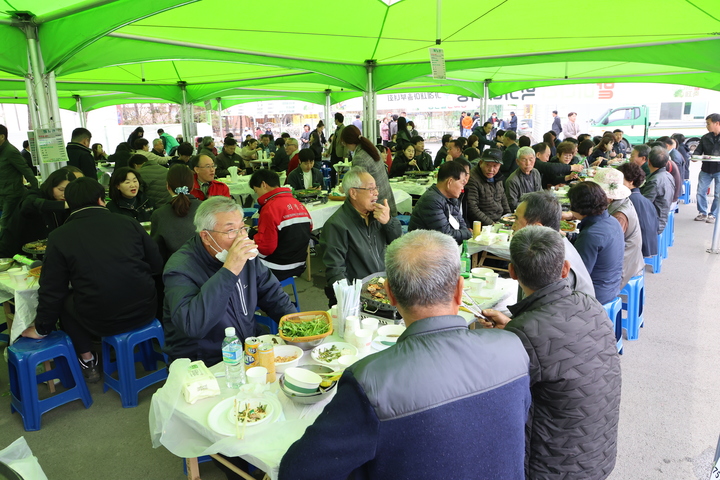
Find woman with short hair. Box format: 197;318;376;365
107;167;155;222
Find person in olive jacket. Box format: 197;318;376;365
66;127;97;179
320;166;401;306
0;124;38;229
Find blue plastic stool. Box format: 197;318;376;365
644;249;662;273
101;319;168;408
602;297;624;355
658;230;668;260
620;274;645;341
243;208;259;227
279;277;300;311
255;315;278;335
666;210;675;248
679;179;691;204
7;331;93;431
396;215;411;225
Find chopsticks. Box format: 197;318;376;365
462;290;495;327
235;400;249;440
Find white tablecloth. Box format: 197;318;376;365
467;240;511;260
304;189;411;231
389;180;434;196
0;270;40;344
149;282;517;479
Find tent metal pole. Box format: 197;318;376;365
25;35;52;128
216;97;223;138
365;60;377;145
74;95;87;128
179;82;192;142
708;215;720;253
24;76;40;131
323;88;335;138
482;80;490;122
46;71;63;129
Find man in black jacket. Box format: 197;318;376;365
408;161;471;244
433;134;452;168
66;127;97;179
22;177;163;382
287;150;322;190
481;226;621;480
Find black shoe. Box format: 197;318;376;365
79;354;100;383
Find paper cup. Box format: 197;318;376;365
351;329;372;350
246;366;268;385
344;315;360;339
469;278;485;295
471;267;492;280
361;318;379;333
485;272;499;289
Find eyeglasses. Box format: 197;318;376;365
353;185;378;192
205;227;247;240
197;164;217;170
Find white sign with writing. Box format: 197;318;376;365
27;128;68;164
429;47;446;80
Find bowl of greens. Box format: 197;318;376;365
278;311;333;350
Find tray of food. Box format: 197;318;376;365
22;239;47;256
278;311;333;349
359;273;401;320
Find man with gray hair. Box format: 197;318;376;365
512;190;594;298
280;230;531;479
504;146;542;211
481;226;621;480
320;166;401;305
162;196;296;364
151;138;165;157
641;146;675;232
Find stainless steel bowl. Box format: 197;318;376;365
282;338;325;350
0;259;14;272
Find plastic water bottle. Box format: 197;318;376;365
222;327;245;388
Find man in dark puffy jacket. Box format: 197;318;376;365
66;127;97;179
481;226;621;480
408;161;471;244
465;148;511;225
280;229;531;480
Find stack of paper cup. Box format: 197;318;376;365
344;315;360;342
469;278;485;295
485;272;499;289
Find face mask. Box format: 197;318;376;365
207;233;228;262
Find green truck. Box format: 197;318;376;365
588;103;709;152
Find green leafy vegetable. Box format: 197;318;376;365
280;315;329;338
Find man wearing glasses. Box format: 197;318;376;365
320;166;402;306
190;155;231;201
162;196;297;364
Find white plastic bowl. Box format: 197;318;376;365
283;367;321;394
273;345;303;373
377;325;406;338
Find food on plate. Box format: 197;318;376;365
560;220;576;231
366;277;391;304
24;239;47;252
316;345;349;363
275;353;300;363
232;401;268;424
279;315;329;339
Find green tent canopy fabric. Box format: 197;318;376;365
1;0;719;108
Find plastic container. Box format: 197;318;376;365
222;327;246;389
278;311;333;349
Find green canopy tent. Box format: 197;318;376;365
2;0;720;145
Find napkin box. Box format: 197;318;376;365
182;361;221;404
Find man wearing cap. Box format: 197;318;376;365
465;148;511;226
505;146;542;211
590;168;644;288
408;161;472;245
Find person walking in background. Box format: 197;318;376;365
693;113;720;223
551;110;563;137
352;115;362;134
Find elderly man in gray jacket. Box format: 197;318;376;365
320;166;401;305
505;146;542;211
481;226;621;480
641;146;675;233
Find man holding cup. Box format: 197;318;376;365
280;230;531;479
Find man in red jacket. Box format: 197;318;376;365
249;169;312;280
190;155;230;201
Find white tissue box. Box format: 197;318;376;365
182;361;221;404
